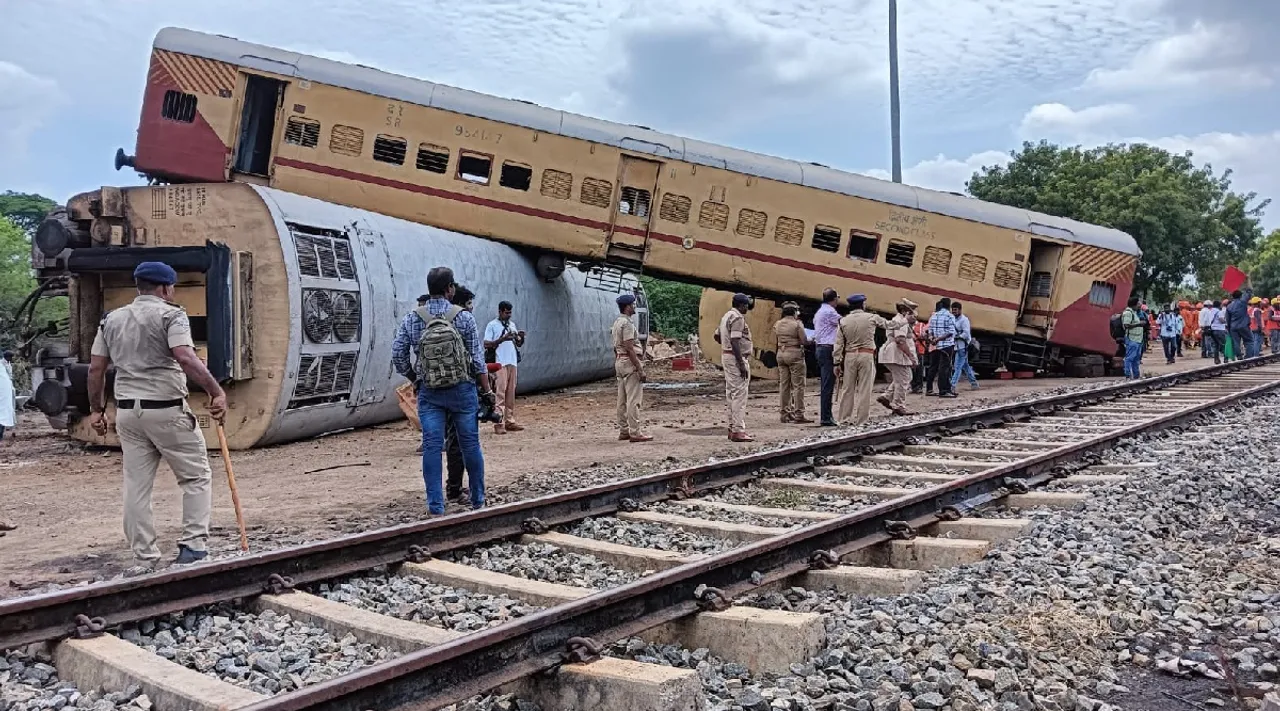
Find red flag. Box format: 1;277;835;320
1222;265;1247;292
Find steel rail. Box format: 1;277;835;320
238;362;1280;711
1;355;1276;649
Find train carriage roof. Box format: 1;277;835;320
154;27;1141;257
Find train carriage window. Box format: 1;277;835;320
500;162;533;191
458;152;493;185
922;246;952;274
1089;281;1116;307
885;239;915;267
541;169;573;199
580;178;612;208
958;253;988;281
416;144;450;173
736;209;767;239
698;201;730;231
373;135;407;165
329;125;365;157
619;186;652;217
812;225;841;253
847;230;879;261
283;117;320;147
774;217;804;246
994;261;1023;289
161;90;197;123
1028;271;1053;297
659;194;691;223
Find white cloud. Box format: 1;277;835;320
0;62;65;176
1139;131;1280;210
1084;22;1275;94
862;150;1011;193
1018;103;1136;141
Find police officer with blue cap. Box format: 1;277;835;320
611;293;652;442
88;261;227;572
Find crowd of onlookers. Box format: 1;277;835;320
1116;286;1280;379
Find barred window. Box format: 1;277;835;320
774;217;804;246
580;178;612;208
372;135;407;165
958;253;988;281
499;162;533;191
885;239;915;267
735;208;767;238
1089;281;1115;307
1028;271;1053;297
620;186;652;217
812;225;841;253
416;144;450;173
161;90;197;123
659;193;691;223
540;169;572;199
922;246;952;275
329;125;364;157
283;117;320;147
994;261;1023;289
698;201;729;231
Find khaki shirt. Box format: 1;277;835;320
90;295;194;400
718;309;752;356
878;314;917;367
611;315;638;375
773;317;806;363
833;310;888;363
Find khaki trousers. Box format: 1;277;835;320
884;363;912;411
778;355;806;420
115;404;212;561
495;365;518;427
837;352;877;426
722;355;750;433
616;368;644;436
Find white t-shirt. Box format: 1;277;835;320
484;318;520;367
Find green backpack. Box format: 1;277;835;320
414;306;471;389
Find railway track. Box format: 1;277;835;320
4;355;1280;711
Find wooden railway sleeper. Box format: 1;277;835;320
72;614;106;639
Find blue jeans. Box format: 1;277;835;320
1161;336;1177;362
1272;330;1280;355
1123;338;1143;379
1206;330;1226;362
418;381;485;514
816;345;836;423
1252;331;1264;358
950;344;978;389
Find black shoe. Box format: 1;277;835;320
447;488;469;503
925;389;934;396
940;392;958;399
819;420;839;427
174;545;207;565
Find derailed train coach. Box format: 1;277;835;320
28;183;644;449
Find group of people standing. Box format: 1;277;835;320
1116;287;1280;379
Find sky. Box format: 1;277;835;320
1;0;1277;229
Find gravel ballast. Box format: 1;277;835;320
117;605;394;696
442;541;638;589
314;574;542;632
565;517;740;555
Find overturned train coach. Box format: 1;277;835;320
29;183;644;449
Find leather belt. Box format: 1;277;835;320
853;348;875;354
117;398;184;410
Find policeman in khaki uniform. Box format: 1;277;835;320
716;293;754;442
834;293;890;426
87;262;228;569
772;302;811;423
612;294;652;442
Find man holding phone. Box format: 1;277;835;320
484;300;526;434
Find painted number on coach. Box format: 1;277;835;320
455;124;502;144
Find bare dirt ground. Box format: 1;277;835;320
0;351;1208;597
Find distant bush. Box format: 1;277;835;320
640;277;701;339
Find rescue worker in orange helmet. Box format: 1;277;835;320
1249;296;1265;358
1269;297;1280;355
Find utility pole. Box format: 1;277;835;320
889;0;902;183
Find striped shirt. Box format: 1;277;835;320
391;297;486;382
926;310;958;348
813;303;840;346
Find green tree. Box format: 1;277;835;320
967;141;1268;304
0;191;56;236
640;277;702;339
1242;229;1280;298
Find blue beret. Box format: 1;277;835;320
617;294;636;306
846;293;866;303
732;293;751;305
133;261;177;285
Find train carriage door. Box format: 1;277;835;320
604;155;662;271
232;75;286;177
1018;239;1065;332
346;221;397;408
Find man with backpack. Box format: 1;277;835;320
1119;296;1146;378
392;267;495;514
